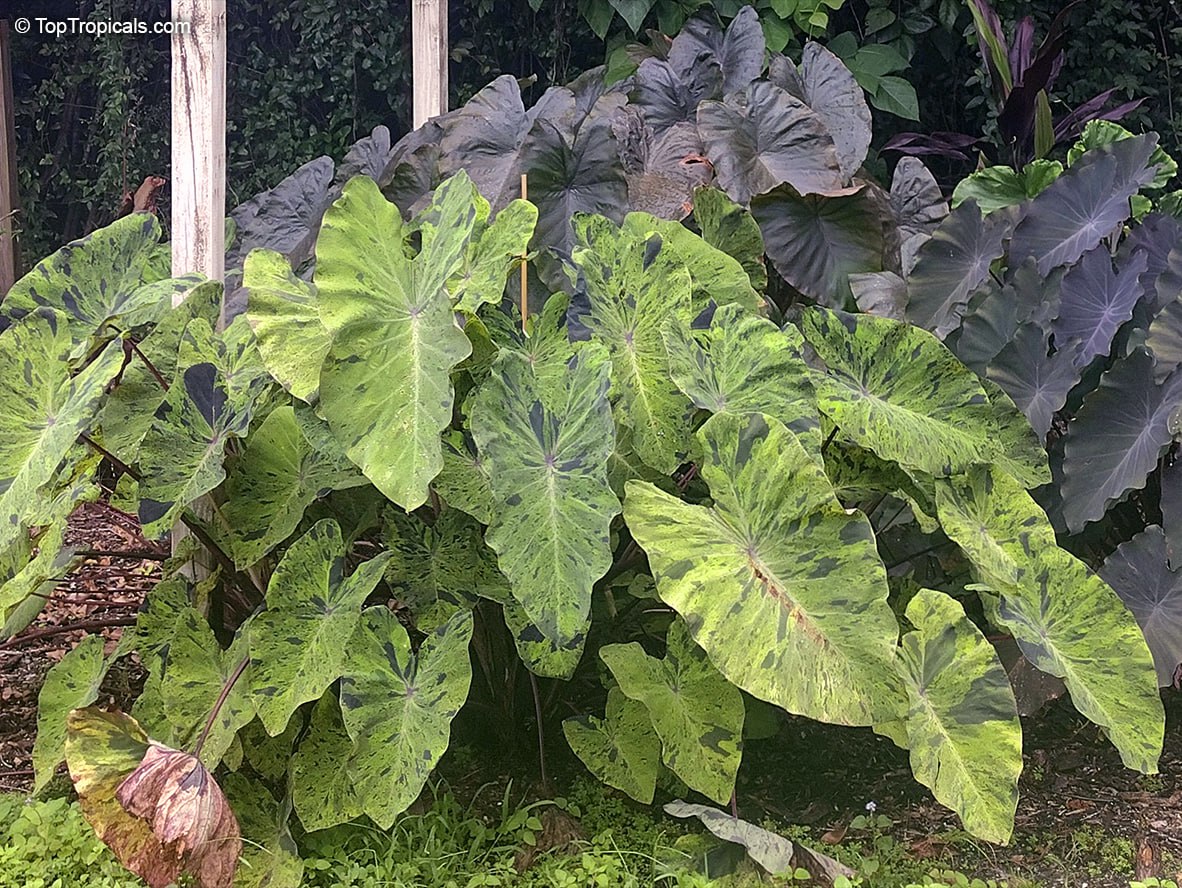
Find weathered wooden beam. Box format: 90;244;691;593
171;0;226;309
0;20;21;296
412;0;448;127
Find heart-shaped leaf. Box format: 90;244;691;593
563;688;660;803
247;520;392;736
601;619;744;804
33;634;109;792
624;412;901;725
1053;246;1148;368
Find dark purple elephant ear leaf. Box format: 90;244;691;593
1161;457;1182;570
667;5;764;96
986;323;1082;439
1052;245;1148;368
1009;135;1160;275
65;707;242;888
1101;527;1182;687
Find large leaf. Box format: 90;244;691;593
159;609;256;768
692;185;767;292
568;213;695;472
314;174;474;510
986;324;1082;439
438;75;533;209
905;200;1010;338
3;213;188;345
950;161;1064;215
1009;135;1160;274
936;466;1164;772
246;520;391;736
801;308;1001;477
222;406;367;568
137;317;271;537
32;634;109;792
222;773;304;888
227;156;334;272
340;608;473;829
470;345;618;657
563;688;660;804
666;6;764;96
521;113;628;257
99;281;223;464
1053;246;1148;368
639;214;761;313
448;197;538;314
0;310;123;552
896;589;1021;844
1059;349;1182;532
623;412;900;725
751;185;883;307
600;620;743;804
662;304;820;456
797;42;873;182
243;248;331;403
631;56;722;136
1100;527;1182;687
697;81;844;205
290;694;362;832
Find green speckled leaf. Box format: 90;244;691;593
137;317;271;538
692;185;767;293
222;773;304;888
979;378;1050;488
0;309;123;552
291;694;362;832
822;441;938;531
384;508;503;630
569;212;695;473
340;608;473;828
623;412;900;725
32;634;109;792
600;620;743;804
223;406;367;568
801;307;1000;477
315;174;475;510
897;589;1021;844
247;520;391;736
936;466;1164;772
244;248;331;403
3;214;194;346
435;431;494;524
502;595;587;678
1;520;78;641
563;688;660;803
663;304;820;456
160;608;255;768
470;344;618;653
447;197;538;314
99;281;222;464
634;213;761;313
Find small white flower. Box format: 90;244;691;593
865;801;877;813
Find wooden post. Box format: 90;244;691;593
171;0;226;310
412;0;448;127
171;0;226;577
0;21;20;296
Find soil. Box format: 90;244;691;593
2;503;1181;887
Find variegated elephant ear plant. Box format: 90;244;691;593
0;14;1168;888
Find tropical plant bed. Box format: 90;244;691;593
1;501;1180;888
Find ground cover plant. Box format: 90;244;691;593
0;7;1172;887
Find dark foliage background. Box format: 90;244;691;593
7;0;1180;263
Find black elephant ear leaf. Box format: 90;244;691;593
382;143;441;217
850;272;906;320
698;82;845;205
798;42;872;182
766;53;805;100
1009;135;1160;275
632;56;722;135
986;323;1082;438
888;156;945;263
439;75;531;209
522;116;627;257
614;113;710;220
667;5;764;96
228;156;334;270
905;199;1011;338
1145;296;1182;384
1053;246;1148;368
1160;457;1182;569
1059;349;1182;532
752;184;883;308
1100;527;1182;687
334;126;392;186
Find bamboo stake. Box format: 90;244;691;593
520;173;529;332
